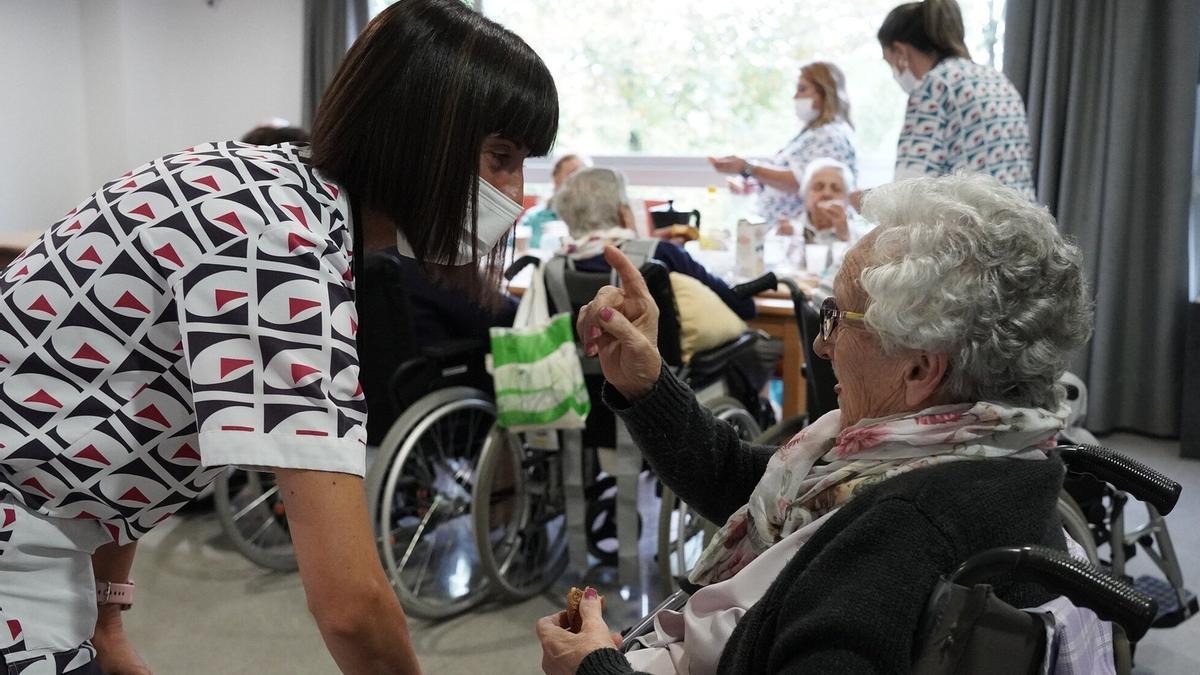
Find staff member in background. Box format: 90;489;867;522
517;153;590;248
709;61;857;226
878;0;1035;198
0;1;557;673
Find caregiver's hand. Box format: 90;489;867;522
576;246;662;401
535;588;621;675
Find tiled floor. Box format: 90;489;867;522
123;432;1200;674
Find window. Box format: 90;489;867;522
372;0;1005;189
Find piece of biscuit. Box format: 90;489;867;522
565;586;604;633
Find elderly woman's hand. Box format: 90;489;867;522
535;588;620;675
576;246;662;401
812;200;850;241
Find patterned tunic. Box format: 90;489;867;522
756;120;857;223
0;142;366;547
895;57;1035;198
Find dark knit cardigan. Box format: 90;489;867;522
578;367;1066;675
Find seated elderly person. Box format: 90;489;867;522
536;173;1092;674
778;156;873;245
519;153;591;248
551;167;755;320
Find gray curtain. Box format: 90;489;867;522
1004;0;1200;437
302;0;370;129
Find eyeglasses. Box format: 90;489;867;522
819;296;866;341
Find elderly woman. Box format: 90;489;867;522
778;156;874;246
536;173;1092;674
551;167;755;320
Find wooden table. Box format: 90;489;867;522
749;295;806;421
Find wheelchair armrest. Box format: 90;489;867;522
949;545;1158;642
687;332;757;381
504;255;542;281
620;589;690;653
1057;444;1181;515
421;337;489;362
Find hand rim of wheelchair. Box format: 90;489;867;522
365;386;496;620
213;467;299;572
472;426;569;601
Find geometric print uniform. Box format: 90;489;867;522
756;119;857;223
0;142;364;673
895;57;1036;199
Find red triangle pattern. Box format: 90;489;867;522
282;204;310;230
133;382;150;397
114;291;150;314
104;522;121;542
24;389;62;408
13;265;29;277
72;343;110;364
215;289;248;311
134;404;169;427
172;443;200;461
153;243;182;267
324;183;340;198
173;341;183;352
119;487;151;504
289;297;321;318
354;382;363;397
120;179;138;190
21;477;53;498
154;512;174;524
214;211;246;233
287;233;315;252
342;267;353;282
65;220;82;232
290;362;321;384
7;619;19;640
74;444;110;465
193;175;219;191
2;507;14;528
129;202;155;220
350;318;358;335
77;245;102;265
77;511;99;520
28;295;56;316
0;354;10;364
219;357;253;378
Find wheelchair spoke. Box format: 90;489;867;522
399;494;442;573
245;513;279;545
232;484;279;523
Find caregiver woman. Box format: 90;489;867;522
537;173;1091;674
0;1;556;673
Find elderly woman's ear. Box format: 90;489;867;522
904;350;951;408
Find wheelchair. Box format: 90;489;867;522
622;444;1175;675
213;252;568;620
522;242;778;592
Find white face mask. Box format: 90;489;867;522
794;97;819;124
892;64;922;95
395;177;522;265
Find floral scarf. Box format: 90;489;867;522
560;227;636;260
688;401;1068;585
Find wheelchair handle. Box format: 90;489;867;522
1057;444;1181;515
949;545;1158;642
730;272;778;300
504;255;542;281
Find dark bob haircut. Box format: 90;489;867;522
311;0;558;286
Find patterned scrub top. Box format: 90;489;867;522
895;57;1035;198
0;142;366;546
756;120;857;223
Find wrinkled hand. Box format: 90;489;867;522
93;617;152;675
812;201;850;241
576;246;661;401
707;155;746;175
535;588;622;675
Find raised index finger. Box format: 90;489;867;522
603;245;650;299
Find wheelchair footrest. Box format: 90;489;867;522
1133;575;1199;628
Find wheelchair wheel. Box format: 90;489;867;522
214;467;298;572
656;485;712;594
708;396;762;440
365;387;495;620
473;427;569;601
1058;492;1101;565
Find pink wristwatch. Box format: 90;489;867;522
96;581;135;610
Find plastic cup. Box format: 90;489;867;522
805;244;830;275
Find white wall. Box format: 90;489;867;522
0;0;304;232
0;0;92;231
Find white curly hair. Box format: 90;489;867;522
857;173;1093;410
